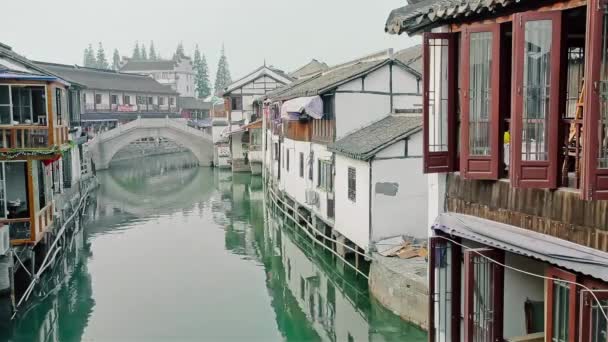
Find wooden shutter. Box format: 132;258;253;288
460;24;501;179
463;248;504;342
546;267;578;342
583;0;608;199
423;32;458;173
511;11;562;188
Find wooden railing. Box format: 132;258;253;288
35;202;54;243
0;125;69;150
285;120;311;141
312;119;335;144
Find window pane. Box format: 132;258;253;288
598;4;608;168
428;38;450;152
552;280;569;342
522;20;552;161
0;107;11;124
5;162;29;219
591;299;608;342
469;31;493;156
0;86;9;105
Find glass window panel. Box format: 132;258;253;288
598;4;608;168
0;85;9;104
591;299;608;342
0;107;11;125
5;162;29;219
428;39;450;152
522;20;552;161
552;280;569;342
469;32;493;156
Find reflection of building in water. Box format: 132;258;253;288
1;226;95;341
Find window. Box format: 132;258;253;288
148;96;153;104
159;97;165;105
461;24;501;179
0;162;30;219
55;88;63;124
12;86;33;124
136;96;145;105
170;97;175;106
464;249;504;341
0;85;10;124
546;268;577;342
584;0;608;199
299;152;304;178
231;96;243;111
580;279;608;342
123;95;131;105
111;95;118;105
317;160;332;191
347;167;356;202
286;149;290;171
274;143;279;161
309;152;314;181
422;32;458;173
511;12;562;188
95;93;102;105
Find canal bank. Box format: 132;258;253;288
0;154;426;341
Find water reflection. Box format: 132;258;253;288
1;153;426;341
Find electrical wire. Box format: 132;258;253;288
435;235;608;324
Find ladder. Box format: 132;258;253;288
561;80;585;187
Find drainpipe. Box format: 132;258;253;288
368;157;373;254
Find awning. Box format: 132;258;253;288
281;96;323;120
433;213;608;282
220;125;245;138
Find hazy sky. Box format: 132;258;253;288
1;0;418;81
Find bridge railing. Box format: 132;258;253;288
92;117;213;144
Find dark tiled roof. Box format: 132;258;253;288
394;45;422;75
120;59;177;71
0;43;65;80
34;62;178;94
386;0;524;35
328;114;422;160
269;59;388;101
290;59;329;79
179;96;211;110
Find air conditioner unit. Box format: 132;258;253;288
0;225;9;255
305;189;319;207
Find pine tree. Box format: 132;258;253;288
96;42;109;69
214;45;232;93
112;49;121;70
83;44;96;67
193;45;212;98
149;41;157;60
141;43;148;60
132;41;141;60
175;42;185;59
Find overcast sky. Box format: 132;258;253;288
1;0;418;81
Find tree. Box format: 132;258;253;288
149;41;157;60
112;49;121;70
214;45;232;94
132;41;141;60
141;43;148;60
96;42;109;69
83;44;96;67
175;42;185;59
194;45;212;98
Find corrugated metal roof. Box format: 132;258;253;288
434;213;608;282
385;0;525;35
35;62;178;94
328;114;422;160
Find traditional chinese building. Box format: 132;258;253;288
386;0;608;340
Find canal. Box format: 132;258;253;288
0;153;427;341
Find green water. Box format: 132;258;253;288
0;153;427;341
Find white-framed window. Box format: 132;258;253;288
317;160;332;191
347;167;356;202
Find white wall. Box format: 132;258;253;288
335;93;391;139
334;155;370;251
280;138;312;206
311;143;333;223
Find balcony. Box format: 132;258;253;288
7;201;54;245
0;124;68;150
285;120;311;141
312;119;334;144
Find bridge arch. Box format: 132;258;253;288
88;118;214;170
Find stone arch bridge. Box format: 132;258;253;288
88;117;213;170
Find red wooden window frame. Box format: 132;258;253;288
511;11;562;188
546;267;578;342
583;0;608;200
428;236;461;342
579;278;608;342
423;32;458;174
460;24;501;180
463;248;504;342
